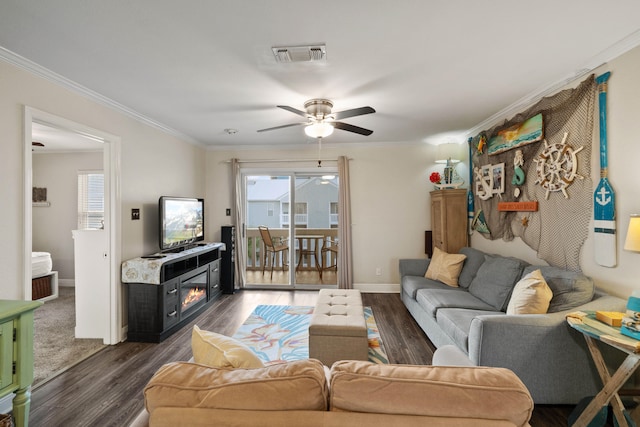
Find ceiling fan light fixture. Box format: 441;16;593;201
305;122;334;138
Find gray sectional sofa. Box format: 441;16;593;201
400;247;627;404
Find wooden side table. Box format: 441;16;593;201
0;300;42;427
566;311;640;427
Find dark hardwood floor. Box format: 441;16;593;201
29;291;587;426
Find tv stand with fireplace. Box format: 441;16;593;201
121;242;224;342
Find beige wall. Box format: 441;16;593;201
472;45;640;299
0;60;206;300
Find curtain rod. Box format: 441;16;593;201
224;158;352;164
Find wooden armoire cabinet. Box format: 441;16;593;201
430;189;468;255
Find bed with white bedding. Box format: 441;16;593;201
32;252;58;301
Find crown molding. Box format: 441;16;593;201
465;29;640;138
0;46;202;147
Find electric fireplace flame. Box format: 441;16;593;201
182;287;206;311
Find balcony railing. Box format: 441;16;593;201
246;228;338;272
280;214;308;226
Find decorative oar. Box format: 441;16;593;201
467;137;474;235
594;72;616;267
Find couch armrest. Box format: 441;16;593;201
399;259;430;278
467;295;627;404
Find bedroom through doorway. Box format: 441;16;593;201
25;108;121;386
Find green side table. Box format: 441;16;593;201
0;300;42;427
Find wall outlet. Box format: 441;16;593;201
226;208;231;216
375;267;382;276
131;208;140;220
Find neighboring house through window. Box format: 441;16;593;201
330;202;338;228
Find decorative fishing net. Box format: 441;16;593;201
470;75;596;271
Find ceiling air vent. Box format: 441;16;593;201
272;45;326;63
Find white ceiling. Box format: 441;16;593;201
31;122;105;153
3;1;640;150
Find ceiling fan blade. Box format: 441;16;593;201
257;122;307;133
332;121;374;136
277;105;308;117
333;106;375;120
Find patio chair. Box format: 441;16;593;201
321;237;338;279
258;226;288;279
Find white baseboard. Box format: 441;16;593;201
58;279;74;287
354;283;400;293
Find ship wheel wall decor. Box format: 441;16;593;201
533;132;584;199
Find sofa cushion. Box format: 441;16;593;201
522;265;594;313
402;275;452;299
458;247;488;288
329;360;533;426
436;308;504;351
468;255;528;311
425;247;467;287
144;359;329;413
416;288;494;318
506;269;553;315
191;325;264;369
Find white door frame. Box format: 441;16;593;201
23;106;122;345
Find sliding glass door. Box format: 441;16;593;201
242;170;338;288
244;174;291;286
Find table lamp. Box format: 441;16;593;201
435;143;463;185
624;214;640;252
620;214;640;340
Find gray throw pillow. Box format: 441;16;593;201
522;265;594;313
468;255;528;311
458;247;487;288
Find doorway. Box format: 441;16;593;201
23;107;122;345
242;170;338;289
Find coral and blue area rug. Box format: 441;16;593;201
232;305;388;365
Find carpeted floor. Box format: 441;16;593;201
232;304;388;364
33;286;106;387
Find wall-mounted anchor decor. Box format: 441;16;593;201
474;163;505;200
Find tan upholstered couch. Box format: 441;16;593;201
130;358;533;427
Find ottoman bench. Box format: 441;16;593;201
308;289;368;365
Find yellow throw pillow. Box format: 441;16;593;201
506;269;553;315
425;247;467;287
191;325;264;368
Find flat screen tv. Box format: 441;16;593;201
159;196;204;251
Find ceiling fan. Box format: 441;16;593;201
257;99;375;138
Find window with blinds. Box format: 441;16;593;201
77;171;104;229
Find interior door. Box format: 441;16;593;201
72;229;109;339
